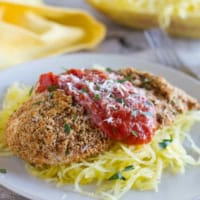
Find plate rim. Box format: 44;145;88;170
0;53;199;86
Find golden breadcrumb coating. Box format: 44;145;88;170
6;90;111;166
119;68;200;127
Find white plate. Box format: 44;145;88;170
0;54;200;200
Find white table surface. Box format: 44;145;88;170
1;0;200;199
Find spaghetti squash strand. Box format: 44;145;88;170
0;83;31;155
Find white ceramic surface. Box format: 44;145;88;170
0;54;200;200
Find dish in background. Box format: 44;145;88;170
87;0;200;38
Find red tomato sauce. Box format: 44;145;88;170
36;69;156;145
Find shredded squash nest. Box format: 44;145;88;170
1;83;200;200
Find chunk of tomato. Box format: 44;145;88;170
36;72;58;93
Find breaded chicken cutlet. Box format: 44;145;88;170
119;68;200;127
5;68;200;166
6;90;111;166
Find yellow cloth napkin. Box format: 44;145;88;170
0;1;106;69
1;0;44;5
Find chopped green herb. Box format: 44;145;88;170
96;84;100;91
131;130;138;137
29;86;34;96
124;75;132;81
94;94;100;101
159;138;173;149
131;110;138;117
64;124;71;134
108;172;126;181
48;85;57;92
0;169;7;174
108;164;135;181
106;67;113;72
32;101;42;105
123;165;134;172
116;98;124;104
81;88;88;93
117;75;132;83
117;79;126;83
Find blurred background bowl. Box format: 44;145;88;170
87;0;200;38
